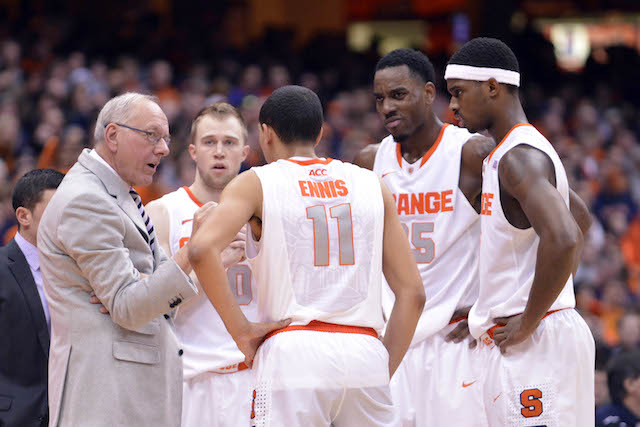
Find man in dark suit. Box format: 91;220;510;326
0;169;64;427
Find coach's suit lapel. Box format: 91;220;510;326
77;150;150;244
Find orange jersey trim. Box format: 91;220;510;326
213;362;249;374
395;123;449;169
486;123;533;163
485;308;569;339
449;316;467;325
183;186;204;207
284;158;333;166
265;320;378;341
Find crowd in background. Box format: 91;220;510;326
1;10;640;409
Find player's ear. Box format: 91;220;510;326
424;81;436;104
241;143;250;161
314;125;324;147
486;78;500;98
188;143;197;161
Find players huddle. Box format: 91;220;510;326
42;37;594;427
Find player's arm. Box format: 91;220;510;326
569;189;592;275
352;143;380;171
379;178;426;377
492;146;582;353
461;135;495;176
188;171;289;366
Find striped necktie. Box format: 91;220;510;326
129;189;156;256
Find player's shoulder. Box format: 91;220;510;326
353;143;382;170
149;187;186;207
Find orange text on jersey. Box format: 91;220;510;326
481;193;494;215
393;190;454;215
299;180;349;198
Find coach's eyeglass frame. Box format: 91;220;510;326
106;122;172;146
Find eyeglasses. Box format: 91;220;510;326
107;123;171;146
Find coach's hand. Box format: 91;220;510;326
89;291;109;315
492;314;536;354
236;319;292;368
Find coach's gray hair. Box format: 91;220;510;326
94;92;159;142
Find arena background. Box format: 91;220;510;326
1;0;639;408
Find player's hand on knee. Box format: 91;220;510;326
492;314;534;354
221;229;246;267
89;291;110;315
191;201;217;235
236;319;292;368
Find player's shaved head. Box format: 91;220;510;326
259;85;323;145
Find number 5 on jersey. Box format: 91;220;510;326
401;222;435;263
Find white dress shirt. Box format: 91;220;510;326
14;231;50;332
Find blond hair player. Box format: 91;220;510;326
146;102;256;427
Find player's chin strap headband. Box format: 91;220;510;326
444;64;520;87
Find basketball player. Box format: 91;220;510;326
445;37;595;426
354;48;493;426
188;85;425;426
146;103;257;427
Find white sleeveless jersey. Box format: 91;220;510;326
155;186;258;379
469;124;576;338
247;158;385;333
373;124;480;345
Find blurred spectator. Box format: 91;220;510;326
596;350;640;426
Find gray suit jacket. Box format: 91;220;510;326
38;149;197;427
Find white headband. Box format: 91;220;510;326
444;64;520;87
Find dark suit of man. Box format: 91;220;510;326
0;238;49;426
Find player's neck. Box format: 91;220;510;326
624;394;640;417
279;144;317;161
189;178;222;204
399;115;443;164
488;99;529;144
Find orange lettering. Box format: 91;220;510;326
481;193;494;215
179;237;189;248
328;181;338;198
317;181;331;198
308;181;319;198
335;180;348;196
425;192;441;214
441;190;453;212
410;193;424;215
520;388;543;418
299;180;310;197
398;193;410;215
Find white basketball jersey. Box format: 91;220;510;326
155;186;258;379
469;124;576;338
373;124;481;345
247;157;385;333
